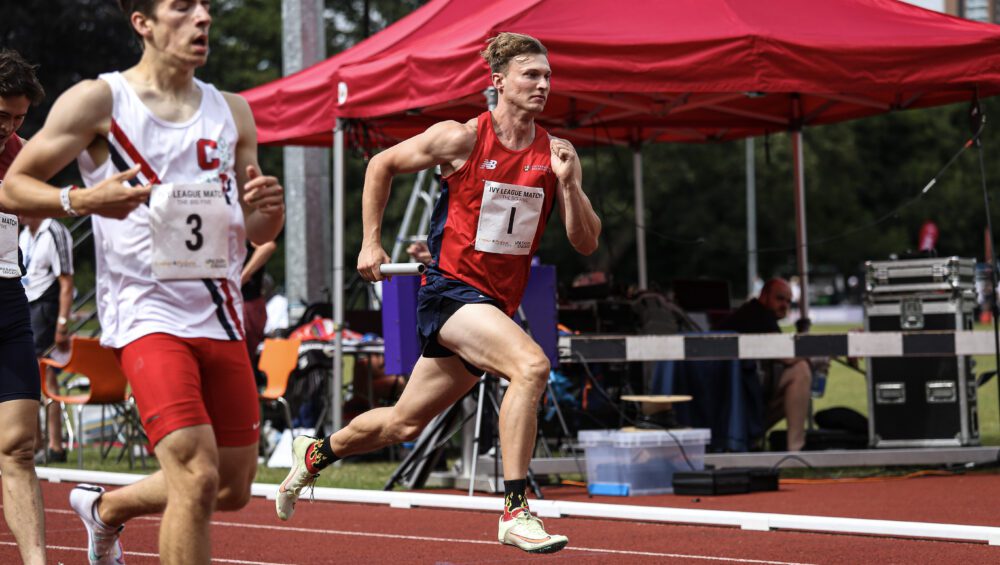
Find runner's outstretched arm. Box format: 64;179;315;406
357;120;475;282
1;80;150;218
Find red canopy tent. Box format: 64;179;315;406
246;0;1000;147
241;0;1000;431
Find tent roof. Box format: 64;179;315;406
244;0;1000;147
241;0;490;145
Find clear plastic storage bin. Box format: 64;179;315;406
578;428;711;496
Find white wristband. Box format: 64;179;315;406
60;185;79;217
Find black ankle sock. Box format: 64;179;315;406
306;437;340;472
504;479;528;513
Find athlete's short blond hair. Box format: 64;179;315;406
481;32;547;75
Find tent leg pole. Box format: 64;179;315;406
792;129;809;321
633;148;648;291
746;137;758;298
332;120;345;438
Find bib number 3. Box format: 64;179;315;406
149;183;230;280
185;213;204;251
475;180;544;255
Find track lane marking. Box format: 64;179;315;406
22;505;819;564
34;468;1000;545
0;540;291;565
210;519;816;564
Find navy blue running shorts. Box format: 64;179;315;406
0;278;41;403
416;273;499;375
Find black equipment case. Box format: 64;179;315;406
864;257;980;448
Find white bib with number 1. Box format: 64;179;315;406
149;183;230;280
0;210;21;279
475;180;544;255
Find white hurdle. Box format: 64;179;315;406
560;330;998;363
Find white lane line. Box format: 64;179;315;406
210;520;816;565
213;520;493;545
18;509;281;564
38;505;816;564
36;468;1000;545
0;540;291;565
567;545;815;564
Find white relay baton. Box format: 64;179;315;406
379;263;426;276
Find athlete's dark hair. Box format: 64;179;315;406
118;0;158;18
0;49;44;105
481;32;547;75
118;0;159;39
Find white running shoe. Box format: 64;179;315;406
69;484;125;565
497;507;569;554
275;435;320;521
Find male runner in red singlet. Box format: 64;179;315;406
0;47;48;565
276;32;601;554
2;2;285;564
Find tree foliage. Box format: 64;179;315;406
326;0;427;50
4;1;1000;303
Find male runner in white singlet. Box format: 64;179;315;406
2;1;285;564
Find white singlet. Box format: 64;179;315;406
77;72;246;348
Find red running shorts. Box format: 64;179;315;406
117;333;260;448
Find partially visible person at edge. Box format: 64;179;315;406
19;210;74;464
274;32;601;555
718;278;812;451
406;239;432;265
241;239;276;364
0;47;49;565
1;1;285;563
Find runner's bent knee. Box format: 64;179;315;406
0;439;35;468
0;408;37;466
172;464;220;507
506;350;550;393
215;482;251;511
215;446;256;510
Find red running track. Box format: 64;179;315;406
1;474;999;564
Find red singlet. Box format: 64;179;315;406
426;111;558;316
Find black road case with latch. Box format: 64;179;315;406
864;257;980;448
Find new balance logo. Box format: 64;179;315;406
480;159;498;170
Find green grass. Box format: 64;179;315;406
38;447;405;489
254;461;402;489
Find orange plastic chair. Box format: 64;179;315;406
40;336;138;468
258;337;302;432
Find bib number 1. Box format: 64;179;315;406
475;180;544;255
149;183;230;280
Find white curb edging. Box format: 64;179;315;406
35;467;1000;546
